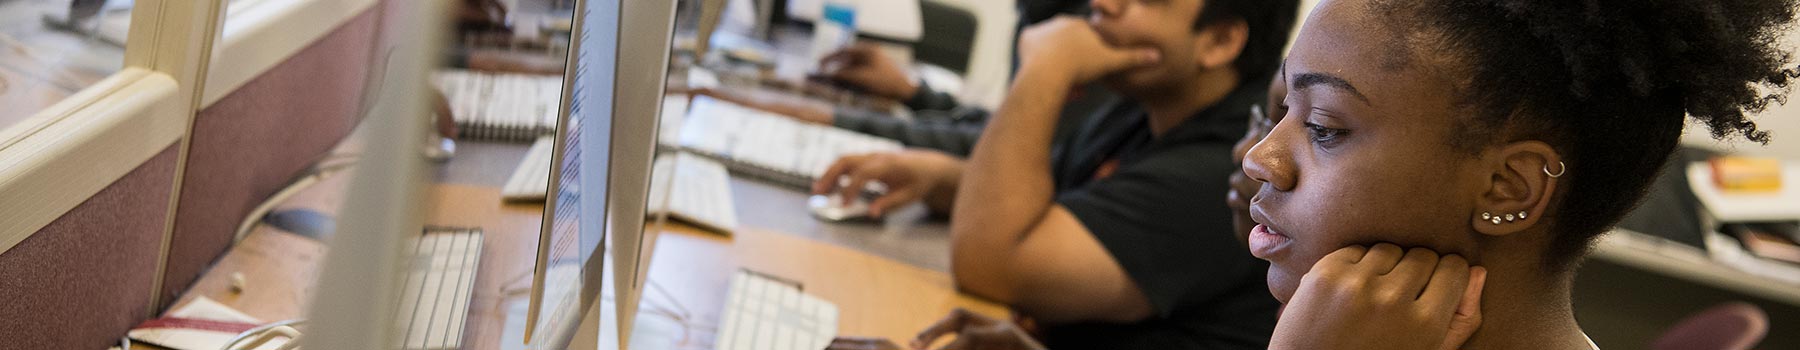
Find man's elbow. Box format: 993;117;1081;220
948;248;1021;304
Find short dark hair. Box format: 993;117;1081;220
1196;0;1302;84
1385;0;1798;269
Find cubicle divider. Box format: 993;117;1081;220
0;0;387;347
158;1;381;307
0;146;180;350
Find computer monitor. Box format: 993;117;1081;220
303;0;677;348
524;0;678;348
302;1;450;349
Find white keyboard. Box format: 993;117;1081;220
659;94;691;149
648;152;740;234
394;228;485;350
501;136;556;202
715;270;839;350
676;96;904;189
433;69;564;142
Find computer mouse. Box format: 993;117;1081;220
808;193;871;222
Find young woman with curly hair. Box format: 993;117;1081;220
1247;0;1798;349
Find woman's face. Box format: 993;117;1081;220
1241;0;1491;304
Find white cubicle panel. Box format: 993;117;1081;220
1592;229;1800;306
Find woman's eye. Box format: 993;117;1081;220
1304;122;1348;145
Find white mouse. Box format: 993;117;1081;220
808;193;871;222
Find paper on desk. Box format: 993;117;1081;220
689;68;723;90
108;296;291;350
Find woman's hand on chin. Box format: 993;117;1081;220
1269;243;1488;350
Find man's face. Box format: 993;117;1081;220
1087;0;1208;91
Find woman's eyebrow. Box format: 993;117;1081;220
1292;72;1373;106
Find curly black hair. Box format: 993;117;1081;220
1378;0;1799;270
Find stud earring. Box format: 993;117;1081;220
1481;212;1493;221
1504;213;1516;222
1518;211;1528;220
1544;161;1567;178
1487;212;1502;225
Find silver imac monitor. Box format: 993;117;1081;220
303;1;448;349
526;0;678;349
304;0;676;348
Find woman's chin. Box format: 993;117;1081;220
1266;266;1299;304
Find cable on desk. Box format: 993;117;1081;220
647;277;692;317
232;159;357;243
219;319;306;350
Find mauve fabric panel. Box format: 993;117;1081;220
0;144;179;350
160;7;378;305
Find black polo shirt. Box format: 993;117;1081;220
1041;81;1279;350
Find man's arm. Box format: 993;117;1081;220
950;18;1161;324
903;81;966;112
833;108;987;156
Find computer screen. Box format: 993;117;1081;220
527;0;678;348
301;0;675;348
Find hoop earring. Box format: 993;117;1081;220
1543;161;1566;178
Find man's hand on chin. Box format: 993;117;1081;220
1015;17;1161;88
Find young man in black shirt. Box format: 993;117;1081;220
818;0;1301;349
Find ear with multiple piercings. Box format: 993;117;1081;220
1480;161;1563;225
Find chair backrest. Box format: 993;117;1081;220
914;0;977;75
1651;302;1770;350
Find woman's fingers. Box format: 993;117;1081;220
1384;247;1441;294
1356;243;1406;275
1437;266;1485;350
1317;245;1368;268
1416;255;1471;319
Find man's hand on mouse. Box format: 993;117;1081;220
814;150;964;217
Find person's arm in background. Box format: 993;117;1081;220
833;107;986;156
819;45;967;112
950;18;1161;323
692;87;986;156
901;81;967;112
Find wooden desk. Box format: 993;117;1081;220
153;178;547;350
156;142;1003;350
633;222;1007;349
446;140;959;272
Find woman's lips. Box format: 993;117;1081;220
1249;224;1290;259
